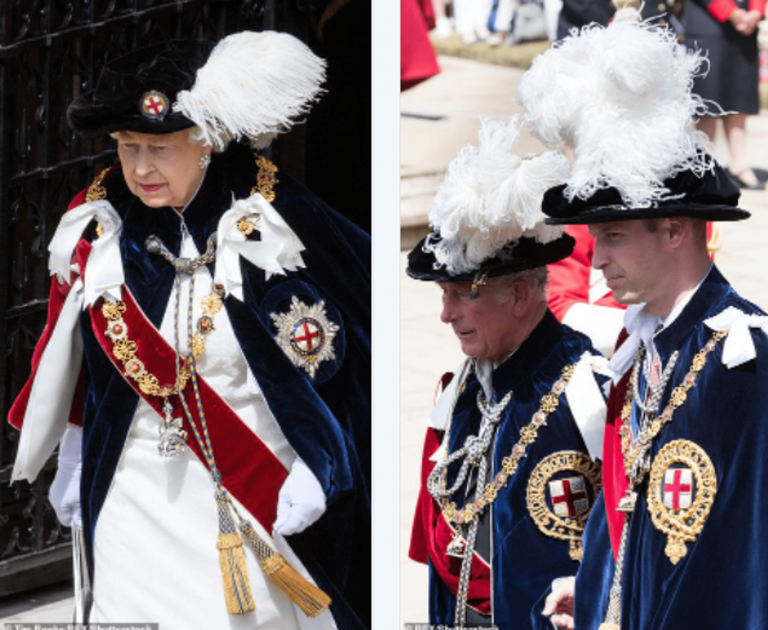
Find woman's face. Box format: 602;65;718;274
114;129;211;209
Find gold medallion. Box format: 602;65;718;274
139;90;170;120
527;451;602;561
647;439;717;564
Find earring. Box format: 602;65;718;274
199;154;211;169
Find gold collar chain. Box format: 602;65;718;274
440;363;576;527
601;330;727;630
101;284;224;398
619;330;727;483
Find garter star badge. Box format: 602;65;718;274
271;296;339;378
527;451;602;561
647;439;717;564
139;90;170;120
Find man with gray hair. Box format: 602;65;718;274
407;117;607;629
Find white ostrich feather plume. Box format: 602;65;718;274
424;117;569;275
517;8;713;208
174;31;326;151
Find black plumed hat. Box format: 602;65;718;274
67;40;213;136
406;232;575;282
543;161;750;225
517;9;750;227
405;117;575;287
67;32;326;149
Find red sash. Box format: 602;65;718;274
89;287;288;532
603;329;632;559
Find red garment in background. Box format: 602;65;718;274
401;0;440;91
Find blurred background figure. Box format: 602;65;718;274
431;0;456;38
402;0;441;90
454;0;495;44
556;0;615;40
680;0;766;189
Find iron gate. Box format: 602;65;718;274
0;0;370;596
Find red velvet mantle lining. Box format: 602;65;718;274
410;428;492;615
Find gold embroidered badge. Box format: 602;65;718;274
270;296;339;378
647;439;717;564
527;450;602;561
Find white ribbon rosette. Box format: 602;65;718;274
214;193;306;300
704;306;768;369
48;200;124;305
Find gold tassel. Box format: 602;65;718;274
216;495;256;614
240;521;332;617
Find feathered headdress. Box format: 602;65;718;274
68;31;325;150
407;117;575;282
516;8;747;223
175;31;326;150
518;9;711;207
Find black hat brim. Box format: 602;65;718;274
406;232;576;282
542;161;750;225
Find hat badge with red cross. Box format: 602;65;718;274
139;90;170;120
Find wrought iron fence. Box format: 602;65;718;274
0;0;370;596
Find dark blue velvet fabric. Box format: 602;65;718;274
575;266;768;630
76;142;370;628
430;311;603;629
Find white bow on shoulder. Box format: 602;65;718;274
704;306;768;368
214;193;305;300
48;200;124;306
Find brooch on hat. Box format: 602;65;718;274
646;439;717;564
527;451;602;561
271;296;339;378
139;90;170;120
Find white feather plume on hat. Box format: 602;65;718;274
517;8;713;208
174;31;326;151
424;116;569;275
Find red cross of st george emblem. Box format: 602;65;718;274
145;96;163;115
663;468;692;511
139;90;169;120
294;321;320;351
551;477;589;518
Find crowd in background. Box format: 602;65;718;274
403;0;768;189
428;0;613;45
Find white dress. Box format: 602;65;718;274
90;229;331;629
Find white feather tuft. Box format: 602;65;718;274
517;8;712;207
424;117;569;275
174;31;326;151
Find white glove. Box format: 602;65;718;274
49;425;83;528
273;458;327;536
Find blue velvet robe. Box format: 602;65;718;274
73;142;370;628
574;266;768;630
415;311;603;629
